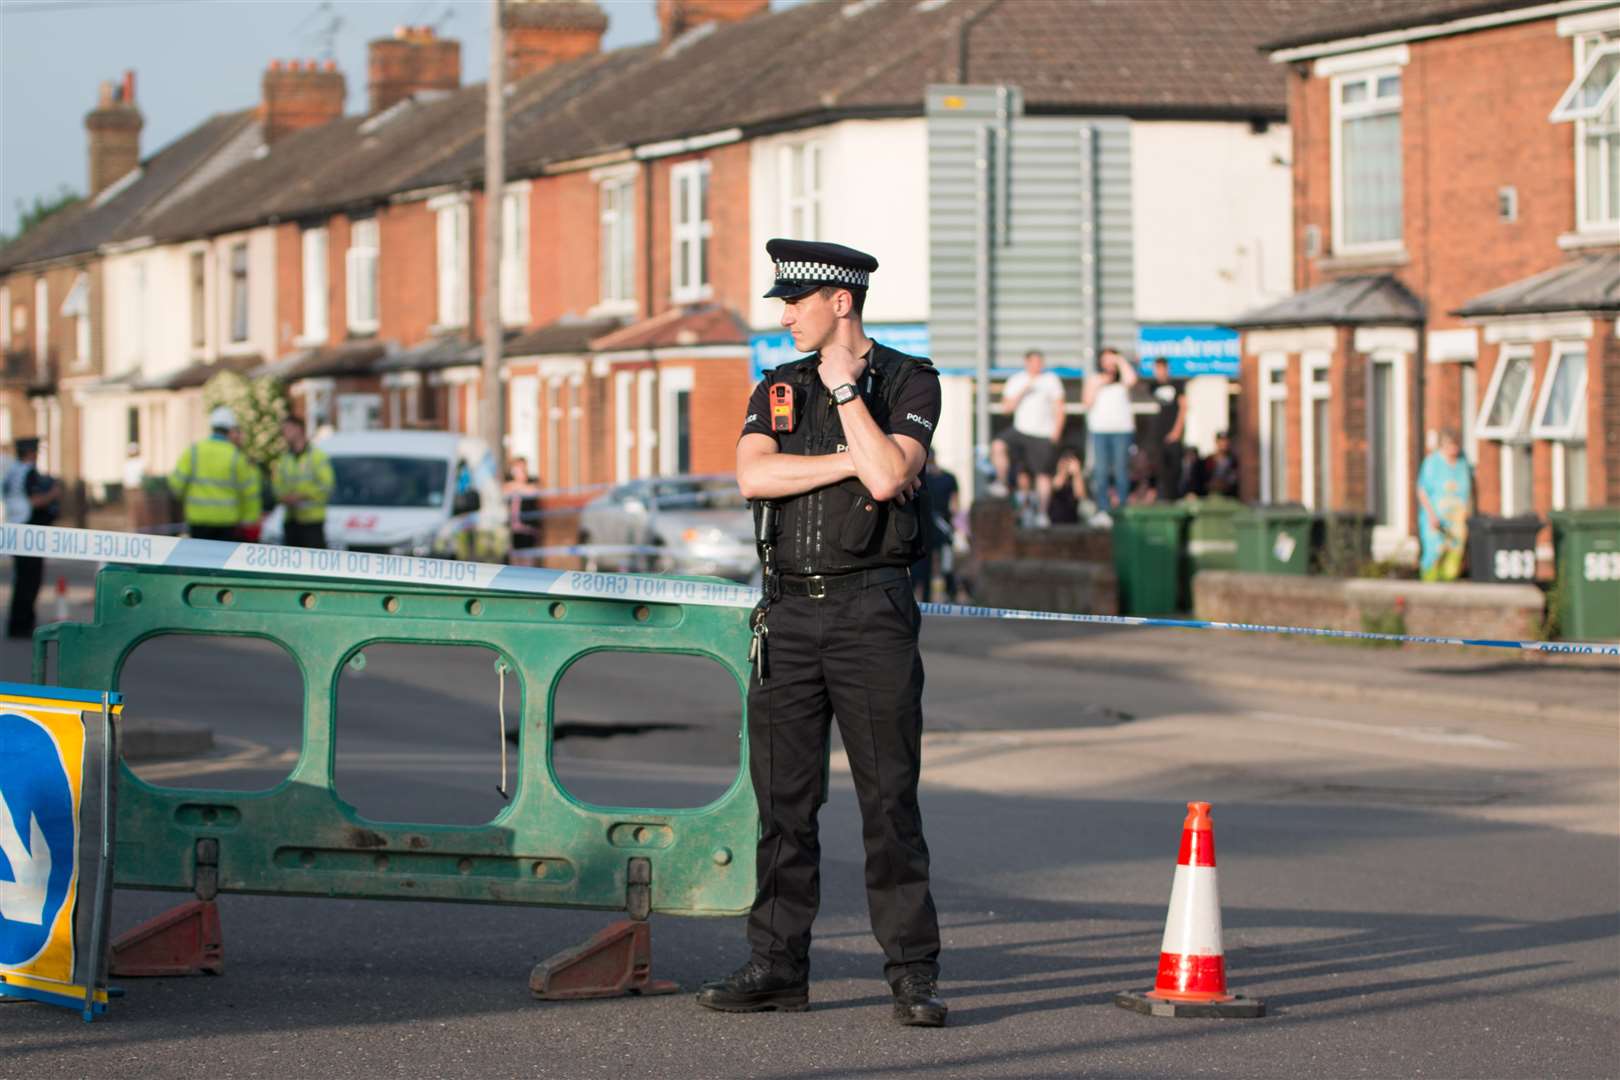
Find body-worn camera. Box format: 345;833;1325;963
770;383;795;433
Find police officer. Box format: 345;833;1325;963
272;415;334;548
697;239;947;1027
169;406;262;541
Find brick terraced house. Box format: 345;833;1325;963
4;0;1318;516
1232;0;1619;563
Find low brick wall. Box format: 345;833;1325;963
978;559;1119;616
1193;571;1545;641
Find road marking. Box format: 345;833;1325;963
1248;711;1518;750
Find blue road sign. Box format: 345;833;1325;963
0;711;76;968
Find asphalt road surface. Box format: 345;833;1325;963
3;571;1617;1078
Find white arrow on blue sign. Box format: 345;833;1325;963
0;712;75;967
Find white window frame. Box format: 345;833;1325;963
346;217;380;334
1300;349;1331;510
614;370;633;482
1531;341;1589;441
670;160;712;303
658;367;695;476
1367;349;1410;547
60;272;91;370
546;375;564;488
33;277;48;370
189;248;208;351
636;369;656;476
568;374;583;489
227;242;250;344
779;141;823;241
597;174;637;313
1475;344;1537;440
1259;352;1289;503
1331;67;1405;255
300;226;329;344
509;373;539;481
1500;439;1535;518
1551;39;1620;123
0;285;10;351
500;184;531;327
433;196;470;330
1570;32;1620;235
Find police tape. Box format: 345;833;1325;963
511;543;669;560
3;522;1616;658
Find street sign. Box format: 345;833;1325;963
0;683;121;1020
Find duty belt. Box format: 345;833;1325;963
777;566;910;599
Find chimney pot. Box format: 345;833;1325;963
657;0;768;44
122;70;136;104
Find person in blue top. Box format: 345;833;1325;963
1416;429;1473;582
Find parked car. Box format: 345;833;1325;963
577;475;758;583
261;430;509;561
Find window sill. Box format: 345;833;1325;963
670;288;714;306
428;323;467;336
293;335;327;349
1557;230;1620;251
589;300;638;320
1316;247;1411;271
220;342;256;356
345;325;379;339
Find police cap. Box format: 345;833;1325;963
763;238;878;300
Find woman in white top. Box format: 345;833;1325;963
1082;348;1137;519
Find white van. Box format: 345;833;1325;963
261;430;509;561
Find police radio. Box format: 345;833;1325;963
769;383;795;433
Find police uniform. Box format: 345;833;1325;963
697;240;947;1027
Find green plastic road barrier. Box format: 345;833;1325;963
36;565;756;918
1550;509;1620;642
1235;506;1313;576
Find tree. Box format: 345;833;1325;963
1;186;82;247
202;370;290;470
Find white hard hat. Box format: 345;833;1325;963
210;406;238;430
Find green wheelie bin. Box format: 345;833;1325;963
1549;508;1620;641
1116;504;1190;615
1235;505;1313;575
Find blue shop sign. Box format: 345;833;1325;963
1135;325;1240;378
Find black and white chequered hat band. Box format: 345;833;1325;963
773;260;870;288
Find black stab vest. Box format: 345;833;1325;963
755;343;935;576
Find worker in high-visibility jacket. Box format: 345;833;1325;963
271;415;334;548
169;406;262;541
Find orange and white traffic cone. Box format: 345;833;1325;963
1116;801;1264;1018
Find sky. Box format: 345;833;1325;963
0;0;790;237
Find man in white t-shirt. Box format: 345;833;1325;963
990;350;1066;525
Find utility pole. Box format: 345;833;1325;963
480;0;506;466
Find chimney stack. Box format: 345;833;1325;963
657;0;768;44
368;25;461;114
260;58;346;144
84;70;143;198
502;0;608;82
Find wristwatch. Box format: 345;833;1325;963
831;383;859;406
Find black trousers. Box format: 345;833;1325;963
745;577;940;985
7;555;44;638
1157;441;1184;502
188;525;240;542
284;520;327;549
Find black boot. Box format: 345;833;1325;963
891;972;947;1027
695;959;809;1013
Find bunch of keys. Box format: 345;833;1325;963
749;613;770;684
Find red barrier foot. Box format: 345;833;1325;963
110;900;224;977
529;919;678;1000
